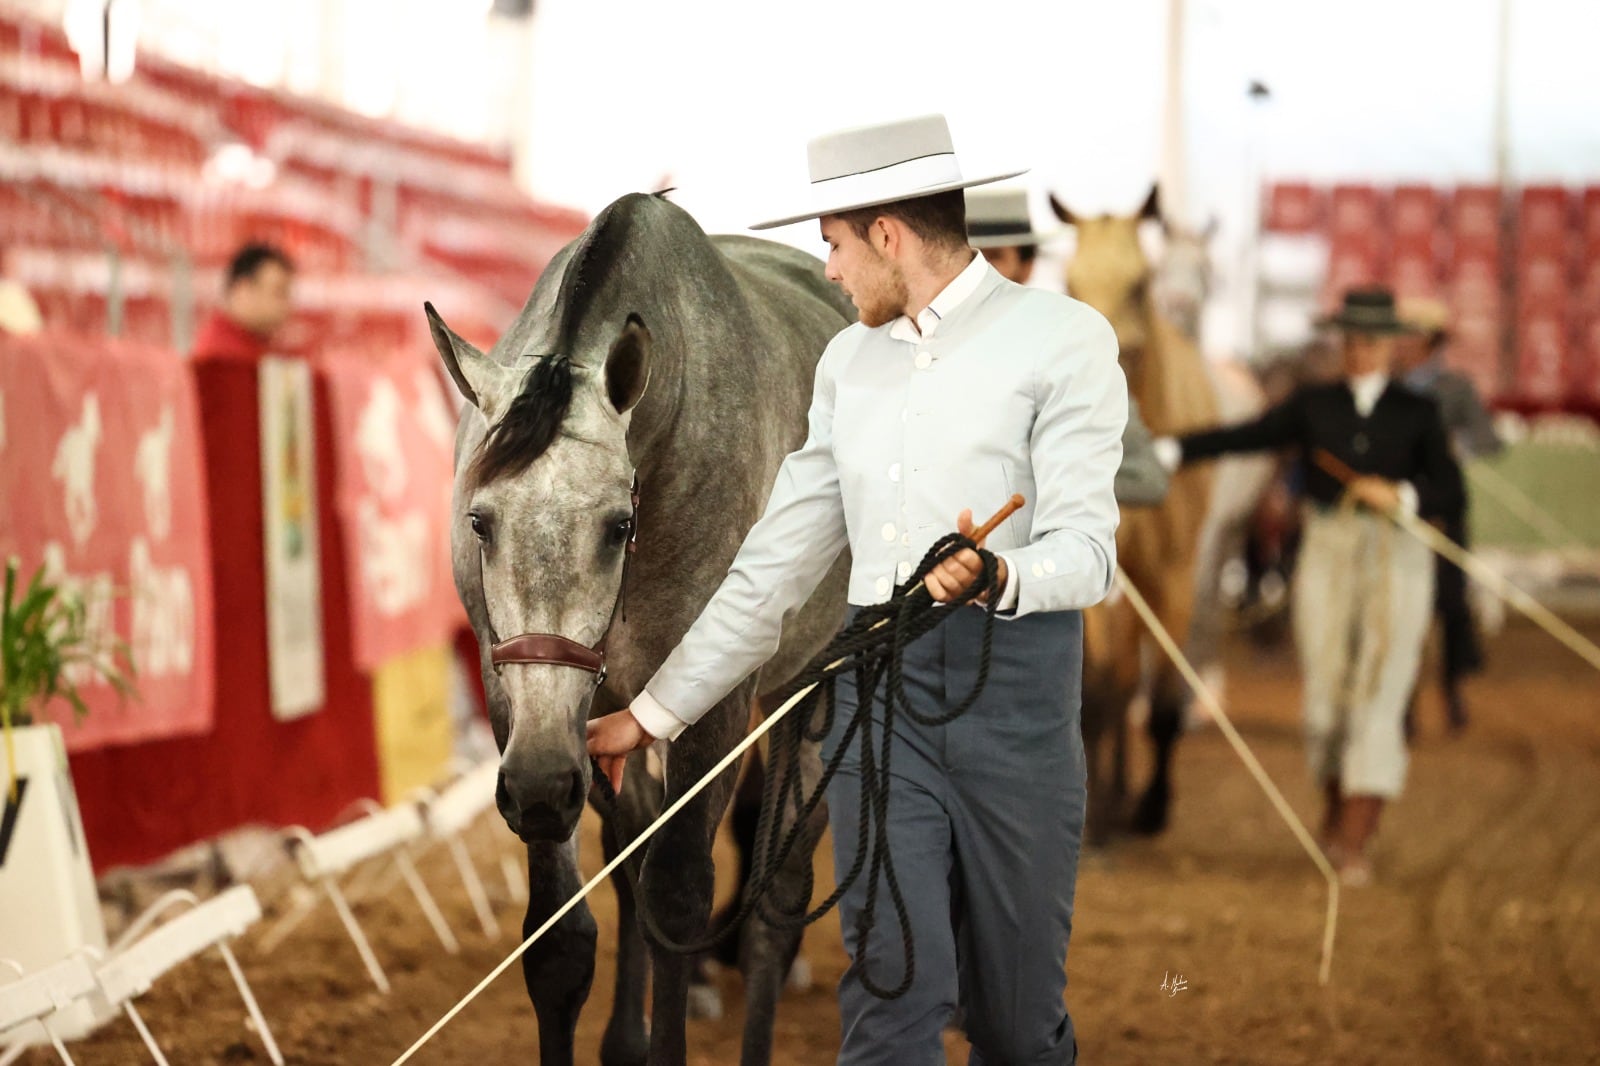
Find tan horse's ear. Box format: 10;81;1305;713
1139;185;1163;224
605;314;652;416
1048;193;1078;226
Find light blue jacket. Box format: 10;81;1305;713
633;256;1126;739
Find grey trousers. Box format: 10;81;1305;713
822;606;1086;1066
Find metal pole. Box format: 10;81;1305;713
1160;0;1188;224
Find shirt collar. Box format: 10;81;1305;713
888;252;991;343
1348;371;1390;416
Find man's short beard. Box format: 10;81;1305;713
855;261;909;328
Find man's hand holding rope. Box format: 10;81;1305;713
586;507;1007;794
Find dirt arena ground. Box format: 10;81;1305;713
22;619;1600;1065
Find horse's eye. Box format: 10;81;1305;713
469;512;489;542
607;517;634;549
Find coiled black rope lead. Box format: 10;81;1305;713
627;530;1003;1001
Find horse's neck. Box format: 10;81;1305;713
1126;304;1219;436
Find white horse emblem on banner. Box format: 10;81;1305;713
52;394;102;547
134;404;175;541
354;377;428;616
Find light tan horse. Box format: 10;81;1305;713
1052;186;1217;843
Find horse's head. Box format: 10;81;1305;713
1051;186;1162;356
1153;218;1216;338
427;301;651;842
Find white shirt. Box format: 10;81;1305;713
632;255;1127;740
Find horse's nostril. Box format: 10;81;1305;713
566;768;586;811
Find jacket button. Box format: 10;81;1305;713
1044;559;1057;574
881;522;897;542
1032;563;1045;579
914;351;932;370
875;576;891;597
888;463;901;482
897;561;912;581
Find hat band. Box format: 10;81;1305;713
805;152;963;214
968;219;1033;238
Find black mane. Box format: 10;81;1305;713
468;353;575;488
467;193;673;488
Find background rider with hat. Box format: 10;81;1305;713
1153;287;1463;886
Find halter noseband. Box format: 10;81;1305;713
482;475;640;686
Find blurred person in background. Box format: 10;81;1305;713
191;242;295;362
1396;298;1502;734
965;187;1168;507
1152;288;1463;886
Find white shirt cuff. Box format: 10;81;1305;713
630;690;689;741
1396;481;1420;517
1152;437;1182;473
992;555;1020;612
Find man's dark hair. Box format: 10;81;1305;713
836;189;968;251
226;242;294;288
1017;244;1039;265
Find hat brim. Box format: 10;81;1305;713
750;169;1027;231
1315;313;1417;335
968;225;1066;250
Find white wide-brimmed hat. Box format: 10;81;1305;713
750;114;1025;231
964;187;1062;249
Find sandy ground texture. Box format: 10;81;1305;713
16;619;1600;1065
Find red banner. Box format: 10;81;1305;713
319;348;462;669
0;334;214;751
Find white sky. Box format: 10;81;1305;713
523;0;1600;247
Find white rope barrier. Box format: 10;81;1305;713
1114;568;1341;987
387;670;827;1065
1467;460;1594;559
1389;505;1600;675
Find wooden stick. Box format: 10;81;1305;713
1311;449;1600;676
972;494;1026;544
1311;448;1359;485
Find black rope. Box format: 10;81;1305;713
620;532;1001;1001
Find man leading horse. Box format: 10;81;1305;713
589;114;1125;1065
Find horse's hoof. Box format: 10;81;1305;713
599;1029;649;1066
686;982;724;1020
786;955;813;993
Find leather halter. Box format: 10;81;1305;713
482;476;640;687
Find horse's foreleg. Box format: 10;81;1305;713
737;733;826;1065
640;701;745;1066
1133;573;1199;836
521;837;596;1066
1079;606;1128;848
599;815;650;1066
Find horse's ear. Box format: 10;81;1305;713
605;314;652;416
1048;193;1077;226
426;302;501;413
1139;185;1162;223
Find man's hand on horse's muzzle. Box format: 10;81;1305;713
587;709;654;793
923;508;1007;604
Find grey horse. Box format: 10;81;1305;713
426;191;853;1065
